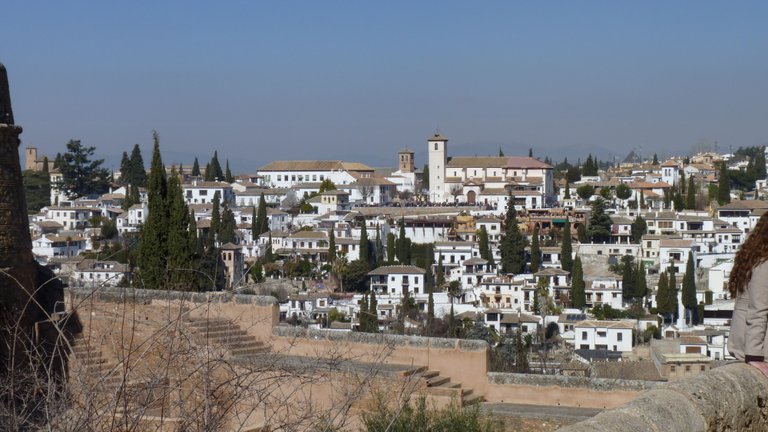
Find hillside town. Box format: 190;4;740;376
22;134;768;382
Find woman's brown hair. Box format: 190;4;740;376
729;211;768;297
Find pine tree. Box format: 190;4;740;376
530;225;541;273
256;193;268;235
137;132;168;289
500;194;527;274
210;191;221;243
560;219;573;272
528;148;533;158
652;153;659;165
685;177;696;210
225;160;233;183
386;232;396;264
571;256;586;309
717;162;731;205
191;157;201;177
498;147;505;157
166;167;193;289
587;198;612;243
328;227;336;263
682;251;697;324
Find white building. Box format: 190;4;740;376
72;259;129;287
182;181;235;205
368;265;426;297
32;234;87;261
256;160;375;189
573;320;634;352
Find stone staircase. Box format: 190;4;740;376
69;337;122;387
186;318;269;359
403;366;484;406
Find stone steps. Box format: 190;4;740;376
186;319;269;359
421;370;485;407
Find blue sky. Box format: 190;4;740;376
4;1;768;172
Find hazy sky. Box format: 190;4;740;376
5;1;768;172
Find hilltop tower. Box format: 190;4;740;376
427;133;448;202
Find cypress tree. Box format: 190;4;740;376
479;226;489;260
386;232;396;264
631;215;647;244
369;289;378;332
42;156;49;174
656;271;669;322
130;144;147;187
564;180;571;199
219;201;236;244
668;264;679;323
119;151;131;185
682;251;698;324
500;193;527;274
359;218;370;267
191;157;200;177
251;205;258;241
634;260;648;299
264;233;274;263
717;162;731;205
652;153;659;165
514;330;529;373
137;131;168;289
673;192;684;212
166;167;193;289
448;303;456;338
436;254;445;287
204;162;213;181
680;171;686;195
560;219;573;272
360;292;369;332
210;191;221;242
256;193;268;235
756;147;767;179
225;159;233;183
571;256;586;309
530;225;541;273
577;224;587;243
374;225;383;266
685;177;696;210
328;227;336;263
396;220;410;264
427;274;435;330
621;255;635;301
210;150;223;181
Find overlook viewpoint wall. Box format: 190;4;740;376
557;363;768;432
66;287;652;410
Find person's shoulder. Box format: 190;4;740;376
754;260;768;277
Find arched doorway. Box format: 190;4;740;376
467;190;476;204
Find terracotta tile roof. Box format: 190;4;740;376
504;157;553;169
447;156;508;169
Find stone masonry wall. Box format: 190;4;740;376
557;363;768;431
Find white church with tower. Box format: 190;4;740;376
426;133;555;209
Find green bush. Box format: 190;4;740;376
362;394;500;432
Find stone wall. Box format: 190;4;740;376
66;287;280;340
557;363;768;431
486;372;656;409
271;326;490;392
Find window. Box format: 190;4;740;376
617;333;623;341
700;365;706;371
597;331;607;337
200;190;208;196
434;143;438;150
671;366;676;372
685;365;691;372
581;332;588;340
277;175;282;181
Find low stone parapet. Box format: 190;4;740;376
557;363;768;431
